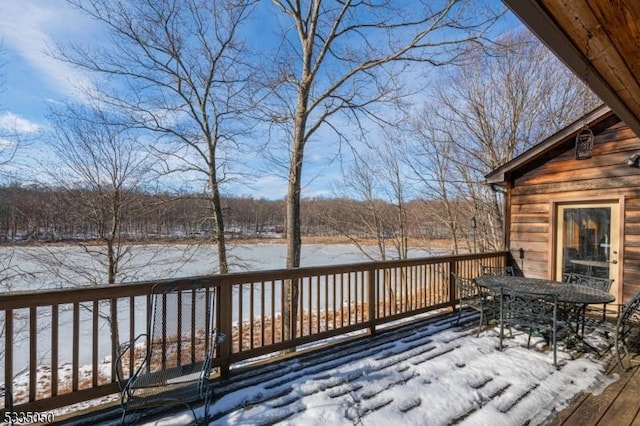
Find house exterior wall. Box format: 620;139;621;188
507;121;640;304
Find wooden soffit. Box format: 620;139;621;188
502;0;640;137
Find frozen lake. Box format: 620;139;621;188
0;242;442;291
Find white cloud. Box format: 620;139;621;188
0;1;95;99
0;137;13;148
0;112;40;133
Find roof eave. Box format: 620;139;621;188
485;105;613;185
501;0;640;138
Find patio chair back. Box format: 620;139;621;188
615;290;640;371
564;273;613;292
564;273;613;321
1;385;13;425
481;265;514;277
453;274;496;336
115;282;224;424
500;289;560;367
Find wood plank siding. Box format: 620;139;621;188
506;117;640;304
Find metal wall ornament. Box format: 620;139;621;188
575;125;594;160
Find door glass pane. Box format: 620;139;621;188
561;207;611;278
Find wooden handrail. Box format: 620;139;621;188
0;251;509;415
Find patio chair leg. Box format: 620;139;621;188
202;386;213;425
499;301;504;351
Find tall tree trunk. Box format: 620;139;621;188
209;174;228;274
284;113;306;341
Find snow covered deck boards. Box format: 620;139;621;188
199;311;613;426
58;310;625;425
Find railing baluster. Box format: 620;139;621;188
332;273;336;330
161;294;167;370
176;291;183;366
361;270;365;322
270;280;275;345
339;273;344;327
128;296;134;375
368;268;375;333
238;283;244;352
92;300;98;388
298;278;303;337
51;305;58;396
347;272;352;325
4;308;13;408
416;265;421;308
397;267;401;313
115;297;122;382
277;279;283;339
219;278;232;377
307;276;312;337
190;288;196;363
316;275;320;334
449;261;456;309
250;282;255;349
29;307;36;401
323;274;328;331
72;302;80;392
205;286;212;354
261;281;265;347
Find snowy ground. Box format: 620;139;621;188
137;311;616;426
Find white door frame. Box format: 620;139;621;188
551;197;624;306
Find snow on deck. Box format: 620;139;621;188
140;311;616;426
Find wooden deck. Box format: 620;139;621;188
57;310;636;426
551;354;640;425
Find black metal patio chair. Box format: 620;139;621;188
614;290;640;371
481;265;515;277
115;282;225;425
564;273;614;325
1;384;13;426
499;289;561;368
453;274;498;336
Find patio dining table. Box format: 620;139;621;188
474;275;615;306
475;275;616;348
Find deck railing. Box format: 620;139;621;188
0;251;509;415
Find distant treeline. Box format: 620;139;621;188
0;184;456;243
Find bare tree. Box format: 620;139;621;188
265;0;502;339
45;103;153;286
38;103;157;347
0;41;24;177
406;30;599;252
327;133;410;261
57;0;258;274
0;249;38;364
403;114;467;254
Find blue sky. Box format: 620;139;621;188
0;0;344;199
0;1;522;199
0;2;94;122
